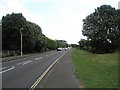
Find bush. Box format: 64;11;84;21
2;50;20;58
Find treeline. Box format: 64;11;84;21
56;40;69;48
2;13;68;56
79;5;120;53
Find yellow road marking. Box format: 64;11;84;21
29;53;66;90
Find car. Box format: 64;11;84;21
64;48;68;51
57;48;62;51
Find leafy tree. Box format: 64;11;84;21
2;13;27;51
2;13;44;53
47;38;57;50
71;44;79;48
24;21;43;53
2;13;69;55
35;35;47;52
78;39;91;51
82;5;120;53
56;40;68;48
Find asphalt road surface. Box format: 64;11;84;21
1;49;80;89
37;49;80;88
2;50;66;88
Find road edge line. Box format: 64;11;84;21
29;52;66;90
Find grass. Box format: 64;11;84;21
71;48;118;88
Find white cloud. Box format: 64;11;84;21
41;2;87;44
0;0;45;28
1;0;26;13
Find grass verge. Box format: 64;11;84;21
71;48;118;88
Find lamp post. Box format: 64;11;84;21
20;28;23;56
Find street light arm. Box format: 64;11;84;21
20;28;23;34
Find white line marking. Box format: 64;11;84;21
35;58;38;60
0;67;6;71
17;61;26;65
35;57;42;61
29;53;66;90
0;66;15;74
17;62;23;65
17;60;33;65
39;57;42;59
23;61;31;65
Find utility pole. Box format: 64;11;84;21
20;28;23;56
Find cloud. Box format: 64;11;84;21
40;2;87;44
0;0;45;26
1;0;26;13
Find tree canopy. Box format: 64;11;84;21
56;40;69;48
2;13;58;54
81;5;120;53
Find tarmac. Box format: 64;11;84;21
36;49;84;88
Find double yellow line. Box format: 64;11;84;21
29;53;66;90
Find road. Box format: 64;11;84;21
37;49;80;88
2;50;66;88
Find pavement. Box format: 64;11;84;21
37;49;82;88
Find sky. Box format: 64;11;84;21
0;0;119;44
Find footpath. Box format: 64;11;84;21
36;50;83;88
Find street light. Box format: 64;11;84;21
20;28;23;56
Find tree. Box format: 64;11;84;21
2;13;69;55
35;35;47;52
2;13;27;51
2;13;45;53
71;44;79;48
78;39;91;51
56;40;68;48
82;5;120;53
47;38;57;50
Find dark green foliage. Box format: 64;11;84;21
2;13;58;55
47;38;57;50
2;13;27;50
78;39;91;51
35;35;46;52
24;21;43;53
56;40;68;48
82;5;120;53
71;44;79;49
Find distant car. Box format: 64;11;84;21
64;48;68;51
57;48;62;51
